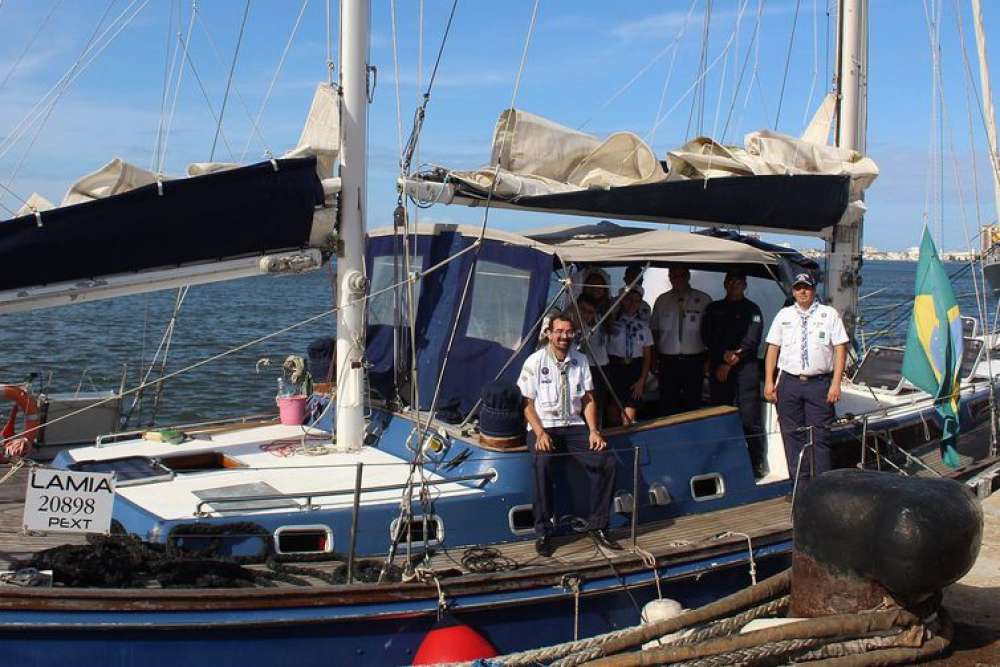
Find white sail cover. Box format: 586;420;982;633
27;81;340;211
449;109;667;198
62;158;163;206
437;108;878;228
15;192;55;217
667;130;878;203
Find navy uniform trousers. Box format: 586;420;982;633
658;353;705;415
528;425;615;537
776;373;834;482
709;360;764;471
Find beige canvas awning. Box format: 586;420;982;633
369;222;778;268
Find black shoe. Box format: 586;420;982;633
590;529;623;551
535;535;554;557
753;463;768;479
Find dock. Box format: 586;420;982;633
938;490;1000;665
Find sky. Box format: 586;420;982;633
0;0;997;252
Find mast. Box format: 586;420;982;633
971;0;1000;226
335;0;369;451
827;0;868;342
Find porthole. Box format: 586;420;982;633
690;473;725;501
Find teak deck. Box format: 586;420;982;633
0;462;793;589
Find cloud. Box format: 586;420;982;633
612;2;793;41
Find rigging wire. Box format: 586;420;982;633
647;0;700;150
194;11;272;161
3;0;119;198
686;0;714;140
721;0;765;143
239;0;310;162
0;0;148;212
399;0;459;178
151;0;181;172
774;0;802;130
801;0;819;130
0;0;150;163
209;0;252;163
580;0;699;134
325;0;334;84
382;0;541;580
177;31;237;163
706;0;750;176
158;0;197;174
0;0;64;93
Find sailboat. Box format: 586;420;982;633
0;1;996;665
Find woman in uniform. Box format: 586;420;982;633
606;287;653;425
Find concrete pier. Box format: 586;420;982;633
938;491;1000;664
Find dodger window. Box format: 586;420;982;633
466;261;531;349
368;255;423;326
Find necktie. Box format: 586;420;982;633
677;295;686;343
799;308;811;370
559;363;570;421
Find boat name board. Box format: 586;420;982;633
22;468;115;534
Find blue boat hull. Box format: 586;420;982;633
0;544;789;667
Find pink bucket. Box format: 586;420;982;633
276;395;308;425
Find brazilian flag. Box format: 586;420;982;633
901;228;963;468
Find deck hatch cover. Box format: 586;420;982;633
68;456;173;487
194;482;301;513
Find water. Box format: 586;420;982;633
0;266;336;425
0;260;990;427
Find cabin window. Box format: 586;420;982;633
690;473;726;501
508;504;535;535
389;514;443;547
368;254;423;326
274;525;334;555
466;261;531;349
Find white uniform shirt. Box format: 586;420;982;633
606;315;653;359
517;346;594;428
765;302;849;376
578;323;610;367
651;288;711;355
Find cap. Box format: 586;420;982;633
725;269;747;282
792;272;816;287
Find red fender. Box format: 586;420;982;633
412;614;497;665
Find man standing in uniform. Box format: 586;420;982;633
518;312;620;556
701;269;766;477
763;273;848;484
651;266;711;415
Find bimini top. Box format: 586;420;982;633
368;221;779;272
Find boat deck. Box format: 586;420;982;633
0;462;792;585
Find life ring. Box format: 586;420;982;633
1;384;40;459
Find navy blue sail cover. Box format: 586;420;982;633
509;174;850;232
366;230;551;416
0;157;324;291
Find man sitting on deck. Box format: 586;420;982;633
517;311;620;557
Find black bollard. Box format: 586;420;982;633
789;469;982;616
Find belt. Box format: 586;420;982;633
608;355;640;366
662;353;705;359
782;371;831;381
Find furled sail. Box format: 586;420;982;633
403;108;879;233
0;84;340;313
